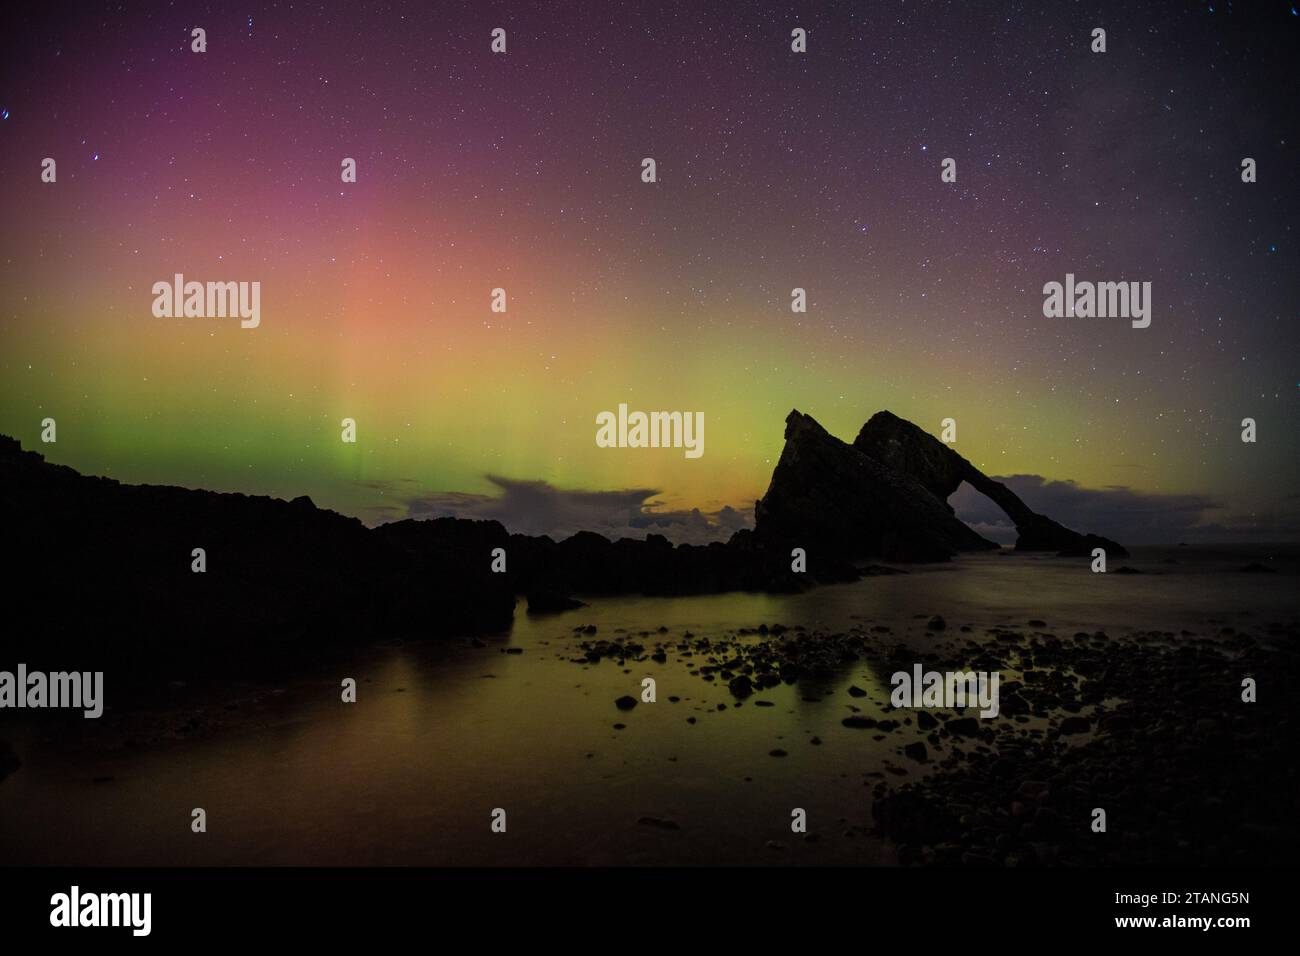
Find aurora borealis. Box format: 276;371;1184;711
1;1;1296;542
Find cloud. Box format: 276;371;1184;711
947;474;1288;545
386;475;754;545
361;472;1296;548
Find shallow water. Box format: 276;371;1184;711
1;546;1294;866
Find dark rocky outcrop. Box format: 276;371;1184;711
0;739;19;784
525;590;588;615
753;411;998;562
853;410;1127;557
373;520;860;599
0;436;515;679
1;406;1125;680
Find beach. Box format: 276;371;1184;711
1;546;1294;866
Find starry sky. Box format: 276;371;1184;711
1;1;1296;543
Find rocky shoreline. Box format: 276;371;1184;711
3;606;1294;868
567;614;1298;866
3;407;1129;682
871;627;1297;866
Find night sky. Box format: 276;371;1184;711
1;1;1296;544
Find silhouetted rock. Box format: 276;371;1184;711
854;410;1128;557
0;739;19;784
372;519;859;598
946;717;981;737
753;411;998;561
1059;716;1092;735
842;716;877;729
525;590;588;614
1;437;515;680
1;403;1129;684
728;675;754;699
